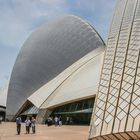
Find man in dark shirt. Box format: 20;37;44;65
16;116;22;135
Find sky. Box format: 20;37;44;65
0;0;116;87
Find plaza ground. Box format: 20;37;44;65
0;122;89;140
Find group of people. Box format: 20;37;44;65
54;116;62;127
25;117;36;134
46;116;73;126
66;116;73;125
46;116;62;126
16;116;36;135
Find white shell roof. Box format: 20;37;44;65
7;15;105;117
28;47;104;108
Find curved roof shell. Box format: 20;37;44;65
28;47;104;109
42;50;104;109
6;15;105;118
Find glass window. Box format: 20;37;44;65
90;99;95;108
52;97;95;115
77;100;84;110
69;103;77;112
83;99;90;109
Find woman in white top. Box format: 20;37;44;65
25;117;31;134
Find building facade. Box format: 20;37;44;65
89;0;140;139
6;15;105;122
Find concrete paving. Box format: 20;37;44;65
0;122;89;140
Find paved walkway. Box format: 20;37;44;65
0;122;89;140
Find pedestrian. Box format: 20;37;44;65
59;116;62;126
25;117;31;134
16;116;22;135
0;116;2;124
66;116;70;125
47;117;53;126
54;116;59;127
31;117;36;134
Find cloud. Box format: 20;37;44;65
0;0;116;49
0;0;70;49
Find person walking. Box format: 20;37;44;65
47;117;53;126
54;116;59;127
16;116;22;135
31;117;36;134
66;116;70;125
25;117;31;134
0;116;2;124
59;116;62;126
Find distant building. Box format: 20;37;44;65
0;82;8;121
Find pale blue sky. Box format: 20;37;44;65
0;0;116;87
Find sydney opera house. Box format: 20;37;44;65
0;0;139;139
6;15;105;124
